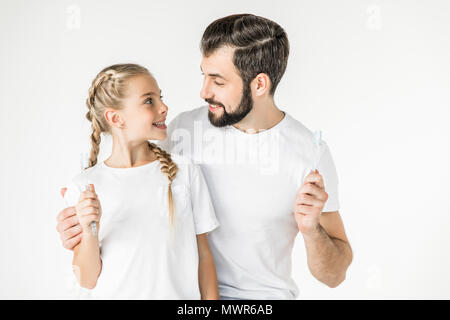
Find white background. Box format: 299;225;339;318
1;0;449;299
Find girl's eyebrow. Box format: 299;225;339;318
141;90;162;98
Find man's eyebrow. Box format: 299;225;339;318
200;66;227;81
141;90;162;98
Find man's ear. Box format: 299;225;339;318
252;73;271;97
104;108;124;129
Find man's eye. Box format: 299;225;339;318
214;81;224;86
160;95;164;101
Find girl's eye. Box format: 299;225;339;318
160;95;164;101
145;98;153;105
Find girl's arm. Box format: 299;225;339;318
72;234;102;289
197;233;219;300
72;185;102;289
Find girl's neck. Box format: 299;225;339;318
105;135;156;168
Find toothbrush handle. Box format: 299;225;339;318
314;143;320;171
84;184;98;236
89;221;98;236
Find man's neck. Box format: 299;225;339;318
232;101;285;133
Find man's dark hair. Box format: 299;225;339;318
200;14;290;96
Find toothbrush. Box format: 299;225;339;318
313;130;322;171
80;152;98;236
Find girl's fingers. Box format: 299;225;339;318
77;206;100;216
83;214;101;223
77;199;100;211
79;190;98;201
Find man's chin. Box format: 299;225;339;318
208;110;229;128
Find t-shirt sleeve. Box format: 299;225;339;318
63;179;82;207
318;141;340;212
189;164;220;235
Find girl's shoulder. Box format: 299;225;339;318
69;163;102;188
64;163;103;206
169;154;203;187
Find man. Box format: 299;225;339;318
57;14;352;299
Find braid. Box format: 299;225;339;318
148;142;178;226
88;116;102;167
85;70;117;168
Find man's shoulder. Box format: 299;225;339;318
282;112;315;142
171;105;208;128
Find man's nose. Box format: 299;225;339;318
200;81;213;100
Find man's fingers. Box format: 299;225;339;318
297;183;328;201
299;182;321;196
60;215;79;232
56;206;76;223
63;233;82;251
60;187;67;198
305;172;325;189
61;225;83;241
296;193;322;207
295;204;315;215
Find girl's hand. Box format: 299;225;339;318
75;184;102;234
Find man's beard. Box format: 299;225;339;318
207;82;253;128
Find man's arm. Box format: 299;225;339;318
302;210;353;288
295;170;353;288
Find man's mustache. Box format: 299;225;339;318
205;99;225;109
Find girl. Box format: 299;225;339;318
63;64;220;299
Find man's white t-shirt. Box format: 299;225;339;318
160;106;340;299
64;154;219;299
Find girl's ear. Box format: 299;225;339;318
104;108;124;129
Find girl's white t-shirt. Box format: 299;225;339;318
63;154;219;300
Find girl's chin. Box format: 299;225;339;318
147;132;167;141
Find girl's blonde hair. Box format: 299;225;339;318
85;64;178;226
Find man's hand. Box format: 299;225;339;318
56;187;83;251
294;169;328;236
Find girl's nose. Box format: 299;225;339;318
160;102;168;114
